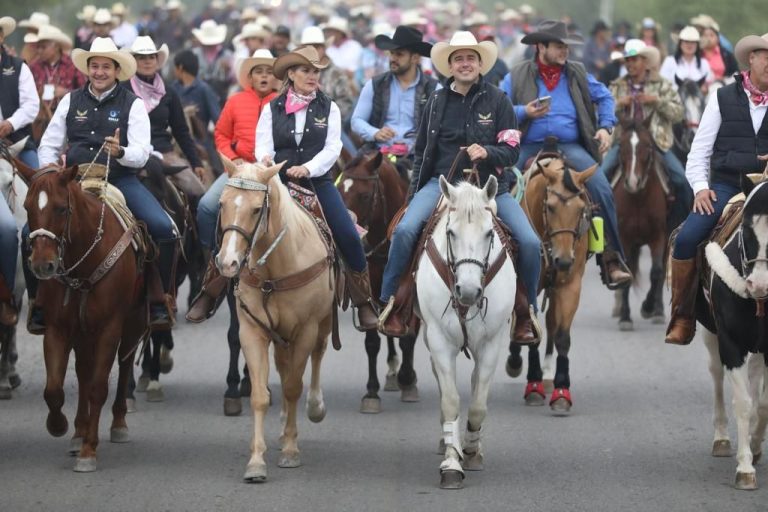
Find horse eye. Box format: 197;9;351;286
485;230;493;239
546;203;556;213
447;229;455;239
55;206;68;215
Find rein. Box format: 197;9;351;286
341;166;390;258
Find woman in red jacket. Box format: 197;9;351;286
188;49;278;322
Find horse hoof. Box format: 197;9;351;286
278;454;301;468
543;380;555;394
224;397;242;416
384;373;399;392
525;393;545;406
463;451;484;471
243;463;267;483
651;315;666;325
68;437;83;456
712;439;732;457
46;412;68;437
307;401;326;423
239;378;251;398
73;457;97;473
159;347;173;374
360;396;381;414
524;381;546;406
110;427;130;443
440;470;465;489
9;374;21;389
551;398;572;415
506;356;523;378
136;373;150;393
735;471;758;490
126;398;137;413
0;386;11;400
400;384;419;403
619;320;634;332
146;382;164;402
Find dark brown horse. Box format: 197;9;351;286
612;117;668;330
17;160;148;472
337;150;417;413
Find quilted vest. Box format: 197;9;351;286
0;50;33;143
369;70;437;132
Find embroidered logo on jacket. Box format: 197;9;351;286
478;112;493;125
74;109;89;122
2;67;15;76
108;110;120;122
313;116;327;128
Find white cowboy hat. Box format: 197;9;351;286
240;6;258;21
129;36;169;67
76;5;97;22
165;0;185;11
111;2;128;17
92;8;115;26
24;25;73;50
500;9;521;22
233;22;270;46
321;16;350;37
400;9;427;28
463;11;489;28
690;14;719;33
622;39;660;69
0;16;15;37
192;20;227;46
431;31;497;77
735;33;768;68
18;12;49;30
519;4;535;15
300;26;332;47
255;15;274;34
237;49;275;90
71;37;137;81
678;26;701;43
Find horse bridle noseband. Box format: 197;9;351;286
541;186;591;255
219;177;275;267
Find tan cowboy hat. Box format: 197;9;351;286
300;26;333;47
463;11;489;28
240;6;258;21
237;49;275;90
678;26;701;43
111;2;128;17
18;12;49;30
255;15;274;34
690;14;719;33
273;46;329;80
400;9;427;28
735;33;768;67
431;31;498;77
233;22;270;46
622;39;660;69
71;37;137;81
24;25;73;50
321;16;350;37
92;8;115;26
165;0;185;11
129;36;169;67
500;9;521;22
0;16;15;37
192;19;227;46
76;5;97;22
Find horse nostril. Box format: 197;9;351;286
455;285;462;296
747;278;754;288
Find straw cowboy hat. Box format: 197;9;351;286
192;20;227;46
240;6;258;21
300;26;333;47
431;31;498;77
678;26;701;43
92;8;115;26
500;9;521;22
129;36;169;67
375;26;433;57
622;39;660;69
273;46;329;80
321;16;350;37
521;19;584;46
76;5;97;22
237;49;275;90
0;17;15;37
111;2;128;17
690;14;720;32
72;37;137;81
165;0;185;11
400;9;427;27
462;11;489;28
18;12;49;30
24;25;73;50
233;22;270;46
735;33;768;67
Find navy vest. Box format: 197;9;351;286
65;83;135;179
369;70;437;133
0;50;33;144
711;78;768;188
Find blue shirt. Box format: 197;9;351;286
500;66;616;145
171;78;221;128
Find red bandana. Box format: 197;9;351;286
538;62;563;91
741;71;768;107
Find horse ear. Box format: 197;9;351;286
538;158;559;181
439;175;455;202
64;164;79;183
12;154;38;185
483;175;498;201
742;174;757;198
264;161;286;181
573;164;598;186
220;153;237;176
368;150;383;171
8;137;27;158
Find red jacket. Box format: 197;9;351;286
215;89;277;162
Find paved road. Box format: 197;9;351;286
2;257;766;511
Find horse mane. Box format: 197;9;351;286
449;182;487;222
744;181;768;216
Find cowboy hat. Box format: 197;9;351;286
192;20;227;46
255;15;274;34
92;8;115;26
237;49;275;90
0;16;15;37
521;19;584;46
735;33;768;67
462;11;489;28
165;0;185;11
622;39;660;69
400;9;427;28
240;6;258;21
321;16;350;37
690;14;719;32
24;25;73;50
273;46;329;80
111;2;128;17
300;26;333;47
500;9;521;22
431;31;497;77
18;12;49;30
678;26;701;43
71;37;137;81
129;36;169;67
76;5;97;22
233;22;270;46
375;26;433;57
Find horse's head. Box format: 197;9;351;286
338;150;386;230
0;138;27;195
438;174;497;307
618;117;655;194
538;157;596;273
20;164;80;280
215;155;284;277
740;170;768;299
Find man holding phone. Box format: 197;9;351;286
500;19;631;290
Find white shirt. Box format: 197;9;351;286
0;62;40;132
255;100;342;178
326;39;362;74
38;83;152;169
685;89;768;194
111;22;138;49
660;55;713;88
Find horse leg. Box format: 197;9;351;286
611;289;622;318
109;331;140;446
224;290;242;416
7;329;20;389
306;323;329;423
135;340;151;393
240;363;251;398
548;284;580;414
506;341;524;378
727;362;758;489
642;239;666;323
361;329;382;413
70;339;93;456
524;344;546;405
541;309;556;393
159;329;174;374
146;331;166;403
703;329;730;457
398;334;419;402
0;329;11;399
239;322;271;483
618;286;633;331
384;335;400;391
750;363;768;464
42;329;72;439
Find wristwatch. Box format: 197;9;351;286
599;126;614;135
117;147;125;159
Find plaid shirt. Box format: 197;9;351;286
321;63;357;121
29;54;86;109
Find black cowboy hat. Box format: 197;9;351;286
375;26;433;57
521;19;584;46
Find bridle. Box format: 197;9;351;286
341;165;389;258
620;128;655;193
445;207;494;285
541;185;591;260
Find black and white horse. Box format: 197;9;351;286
698;171;768;490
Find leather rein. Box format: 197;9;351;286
341;166;390;259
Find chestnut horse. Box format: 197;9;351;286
337;150;418;413
612;118;668;330
215;158;335;483
17;160;148;472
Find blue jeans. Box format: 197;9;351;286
519;142;625;259
197;172;227;250
312;178;367;272
380;177;542;309
0;194;18;290
111;174;176;241
19;148;39;169
672;182;740;260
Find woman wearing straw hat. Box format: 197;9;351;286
660;26;713;90
28;26;85;114
255;46;379;330
187;49;278;322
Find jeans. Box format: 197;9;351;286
19;148;39;169
197;173;228;250
379;177;542;309
519;142;625;259
312;178;367;272
111;175;176;241
0;194;18;290
672;182;740;260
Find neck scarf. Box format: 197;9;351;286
741;70;768;106
285;86;316;115
538;62;563;91
130;72;166;113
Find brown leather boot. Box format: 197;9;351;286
665;257;698;345
347;267;379;332
0;275;17;327
511;281;540;345
186;256;228;323
602;251;633;290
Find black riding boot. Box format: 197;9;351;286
149;239;178;329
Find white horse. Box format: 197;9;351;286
415;175;516;489
0;138;29;399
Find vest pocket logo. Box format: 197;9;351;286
74;109;89;122
2;67;15;76
108;110;120;122
313;116;327;128
478;112;493;125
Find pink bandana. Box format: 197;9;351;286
130;73;166;113
285;87;316;115
741;71;768;106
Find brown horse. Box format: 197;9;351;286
17;160;148;472
612;117;668;330
337;150;417;413
509;155;597;413
215;157;335;483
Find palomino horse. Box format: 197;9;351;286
337;150;418;413
673;77;706;165
416;175;516;489
17;160;149;472
215;158;335;483
508;155;597;413
612;117;668;330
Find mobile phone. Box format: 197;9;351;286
536;96;552;108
